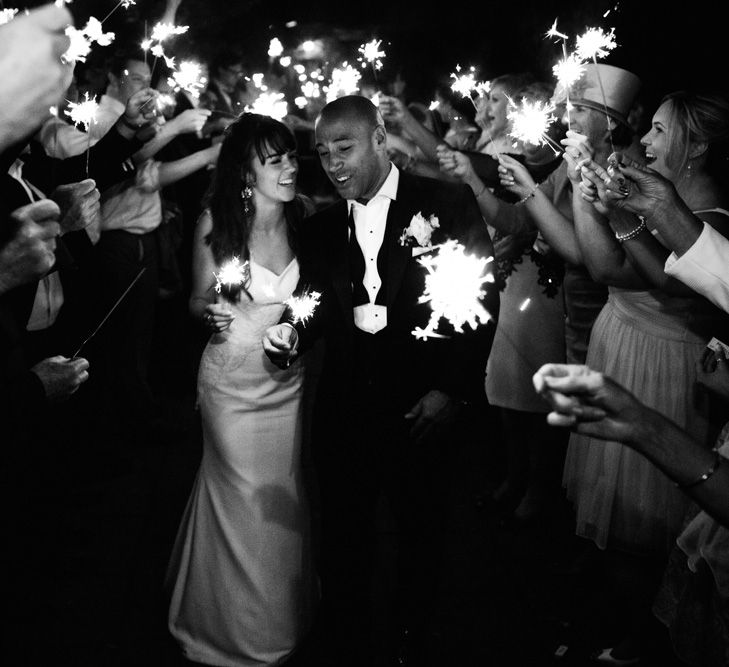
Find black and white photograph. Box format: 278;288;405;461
2;0;728;665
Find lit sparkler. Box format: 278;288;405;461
268;37;284;58
575;26;617;62
247;91;288;121
553;53;585;89
65;92;99;131
545;18;569;41
412;240;493;340
63;16;116;63
301;80;321;99
358;38;386;82
285;289;321;326
575;26;619;153
167;60;207;100
507;96;562;154
100;0;135;24
450;66;480;101
214;257;250;302
325;62;361;102
0;8;18;24
150;21;188;43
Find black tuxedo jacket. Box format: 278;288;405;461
292;170;499;417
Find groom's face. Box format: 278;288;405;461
315;114;388;201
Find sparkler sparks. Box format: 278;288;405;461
325;62;361;102
553;53;585;89
358;39;386;71
0;8;18;24
545;18;569;41
507;97;561;152
284;289;321;326
450;66;480;99
62;17;116;63
214;257;250;301
167;61;207;100
150;22;188;43
413;240;493;340
575;27;617;62
247;92;288;121
268;37;284;58
65;92;99;131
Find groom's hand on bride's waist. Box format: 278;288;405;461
262;324;299;369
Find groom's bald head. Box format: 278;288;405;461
316;95;384;133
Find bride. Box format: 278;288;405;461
166;113;315;666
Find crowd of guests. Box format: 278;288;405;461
2;1;728;666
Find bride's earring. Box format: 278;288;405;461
241;185;253;215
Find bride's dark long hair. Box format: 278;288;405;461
205;113;301;273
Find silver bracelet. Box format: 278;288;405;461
614;218;646;243
516;183;539;205
675;448;722;489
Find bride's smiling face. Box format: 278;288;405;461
248;144;299;204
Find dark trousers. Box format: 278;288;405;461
311;330;461;665
88;229;159;425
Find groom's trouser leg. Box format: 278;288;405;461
314;419;381;665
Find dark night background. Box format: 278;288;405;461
21;0;729;120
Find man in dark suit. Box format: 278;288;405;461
264;95;498;665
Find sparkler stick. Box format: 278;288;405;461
66;92;99;177
592;54;616;155
100;0;135;25
71;267;146;359
575;27;618;154
561;43;572;130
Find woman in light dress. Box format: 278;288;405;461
565;91;729;663
166;113;315;667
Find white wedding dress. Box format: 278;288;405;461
167;257;314;666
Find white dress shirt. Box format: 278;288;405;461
664;219;729;314
348;164;399;334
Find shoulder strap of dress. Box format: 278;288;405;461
694;207;729;217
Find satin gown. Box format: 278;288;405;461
167;257;314;666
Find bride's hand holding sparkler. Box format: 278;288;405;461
262;324;299;369
203;302;235;333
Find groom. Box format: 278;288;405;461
264;95;498;665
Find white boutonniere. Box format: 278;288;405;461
399;212;440;249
